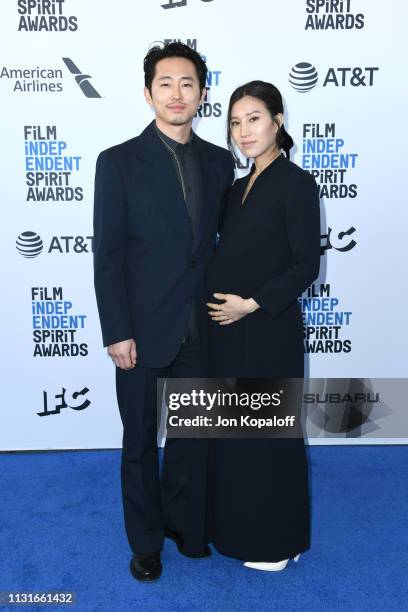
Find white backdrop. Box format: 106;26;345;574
1;0;407;449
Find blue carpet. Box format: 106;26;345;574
1;447;407;611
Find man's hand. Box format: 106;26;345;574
207;293;259;325
108;339;137;369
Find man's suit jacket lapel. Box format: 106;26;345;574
139;122;193;248
137;122;219;254
193;135;219;254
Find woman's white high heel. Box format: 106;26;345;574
244;554;300;572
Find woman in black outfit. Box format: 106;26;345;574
206;81;321;571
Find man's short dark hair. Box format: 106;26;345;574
144;42;208;93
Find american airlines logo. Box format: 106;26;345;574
62;58;101;98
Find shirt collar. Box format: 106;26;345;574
154;121;194;152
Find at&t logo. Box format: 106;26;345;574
289;63;318;92
16;231;93;257
16;231;43;258
289;62;378;91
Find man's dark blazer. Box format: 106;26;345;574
93;120;234;368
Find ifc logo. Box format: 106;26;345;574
16;231;43;258
289;63;318;92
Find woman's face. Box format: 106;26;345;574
229;95;281;160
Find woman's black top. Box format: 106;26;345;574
206;153;321;378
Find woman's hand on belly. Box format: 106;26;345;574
207;293;259;325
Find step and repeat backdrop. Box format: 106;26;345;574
1;0;407;449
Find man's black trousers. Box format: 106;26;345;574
115;337;207;556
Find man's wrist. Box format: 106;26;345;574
245;298;260;314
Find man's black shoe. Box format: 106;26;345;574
130;552;162;581
164;527;211;558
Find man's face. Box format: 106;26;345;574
144;57;205;126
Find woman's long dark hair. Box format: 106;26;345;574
227;80;294;160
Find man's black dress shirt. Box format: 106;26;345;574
154;123;204;340
154;123;203;249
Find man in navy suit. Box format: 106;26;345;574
93;42;234;581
